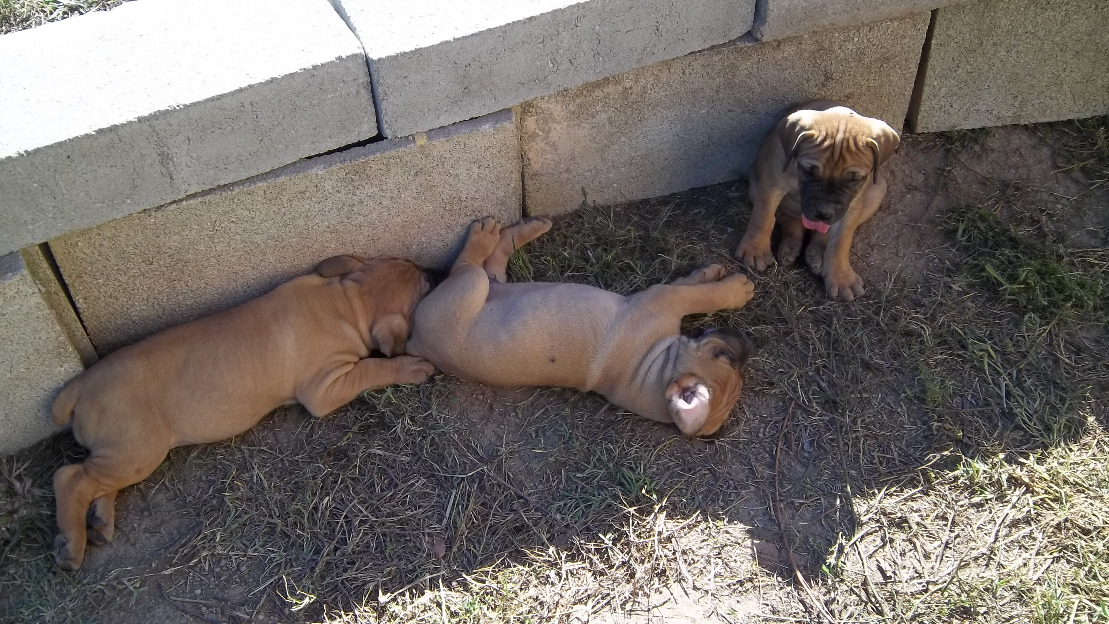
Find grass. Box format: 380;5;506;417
0;121;1107;622
947;204;1106;316
0;0;130;34
1050;116;1109;189
2;5;1105;623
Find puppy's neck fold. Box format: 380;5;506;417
590;335;682;423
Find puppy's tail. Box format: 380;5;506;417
51;377;82;427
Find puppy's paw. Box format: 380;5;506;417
508;216;553;238
825;269;864;301
805;244;826;275
465;217;502;254
681;264;727;284
54;534;83;571
86;507;113;546
735;239;775;272
471;216;501;236
777;237;803;267
721;273;755;308
392;356;436;385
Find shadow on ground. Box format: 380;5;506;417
1;120;1106;623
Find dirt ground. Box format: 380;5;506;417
1;119;1106;624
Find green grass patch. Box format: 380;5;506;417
947;204;1106;317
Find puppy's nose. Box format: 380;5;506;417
815;205;837;221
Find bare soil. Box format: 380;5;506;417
1;120;1106;624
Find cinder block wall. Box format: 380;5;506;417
0;0;1105;454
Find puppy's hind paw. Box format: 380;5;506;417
86;509;114;546
469;216;501;238
454;217;503;269
54;534;83;571
805;244;826;275
509;216;552;237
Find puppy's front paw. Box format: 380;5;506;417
684;264;727;284
824;269;864;301
392;356;436;385
721;273;755;308
735;239;775;272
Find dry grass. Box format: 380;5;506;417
1;120;1107;624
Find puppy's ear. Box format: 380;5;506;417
866;120;901;183
703;328;753;370
780;111;817;172
370;314;410;357
315;255;364;278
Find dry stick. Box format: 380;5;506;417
774;403;838;624
158;583;221;624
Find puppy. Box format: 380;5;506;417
407;217;755;437
50;255;435;570
734;101;900;300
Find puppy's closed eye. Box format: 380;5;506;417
713;348;736;366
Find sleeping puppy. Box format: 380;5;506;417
50;255;435;570
407;217;755;436
734;101;900;300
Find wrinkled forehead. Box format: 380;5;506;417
794;113;881;172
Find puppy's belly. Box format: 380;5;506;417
415;282;619;390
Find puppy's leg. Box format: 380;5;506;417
821;178;885;301
54;449;165;570
54;464;93;570
451;217;502;275
735;178;785;271
483;217;553;283
776;214;805;267
298;356;436;417
639;272;755;317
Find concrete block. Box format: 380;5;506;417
330;0;755;138
521;15;929;216
910;0;1109;131
50;111;522;353
0;249;93;455
753;0;960;41
0;0;376;255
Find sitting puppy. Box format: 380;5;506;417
50;256;435;570
734;101;900;300
407;217;755;437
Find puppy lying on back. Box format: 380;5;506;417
407;217;755;437
51;256;435;570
